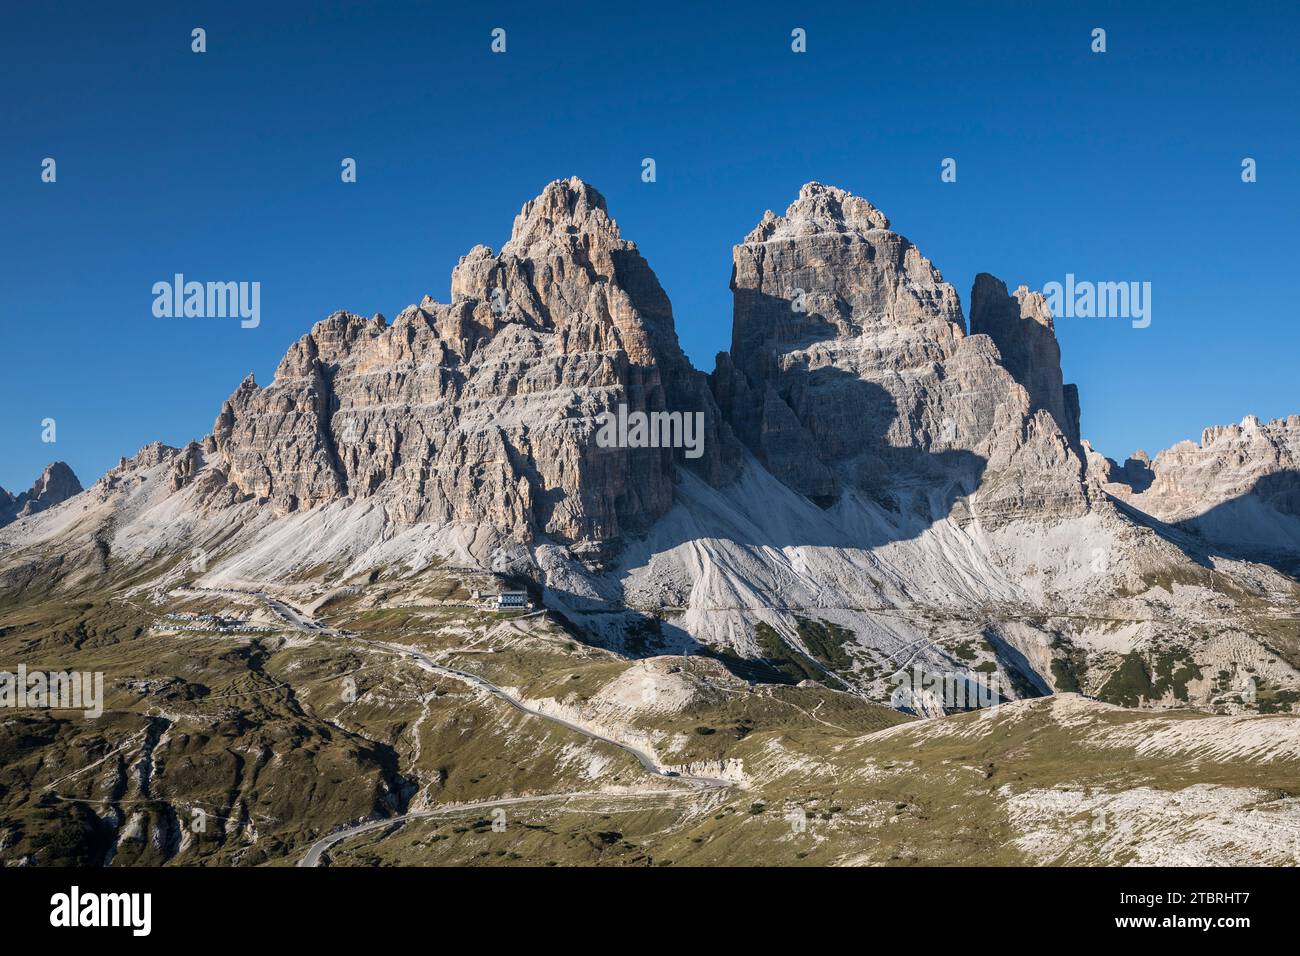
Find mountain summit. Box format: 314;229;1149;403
206;177;737;561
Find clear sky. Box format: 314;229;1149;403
2;1;1296;492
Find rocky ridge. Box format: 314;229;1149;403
1087;414;1300;570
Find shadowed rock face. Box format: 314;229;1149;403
4;177;1300;727
712;182;1088;525
208;178;739;558
120;180;1093;555
970;273;1081;447
0;462;82;527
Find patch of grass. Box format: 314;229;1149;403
1098;652;1153;707
793;617;855;672
950;640;978;662
1049;636;1089;694
752;623;845;689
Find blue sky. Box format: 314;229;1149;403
2;0;1296;492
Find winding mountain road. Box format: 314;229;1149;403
182;585;735;865
370;638;734;789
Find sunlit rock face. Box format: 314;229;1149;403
210;178;739;559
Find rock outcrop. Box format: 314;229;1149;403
711;182;1088;525
0;462;82;527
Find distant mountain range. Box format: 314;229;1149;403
0;461;80;528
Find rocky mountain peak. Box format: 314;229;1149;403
501;176;622;258
30;461;81;498
200;178;738;555
1100;414;1300;543
972;274;1056;332
744;182;890;244
272;311;388;382
716;185;1088;522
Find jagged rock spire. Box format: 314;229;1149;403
970;272;1081;447
0;461;82;528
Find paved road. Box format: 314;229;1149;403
259;592;338;635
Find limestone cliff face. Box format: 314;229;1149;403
6;177;1300;718
711;183;1088;525
208;178;739;557
0;462;82;528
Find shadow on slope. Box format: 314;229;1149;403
543;353;997;680
1109;469;1300;579
1172;470;1300;578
